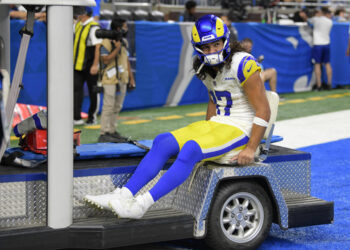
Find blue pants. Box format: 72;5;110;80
124;132;204;201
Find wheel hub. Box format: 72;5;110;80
220;192;265;244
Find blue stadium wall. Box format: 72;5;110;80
10;20;350;111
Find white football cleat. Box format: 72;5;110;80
84;187;133;211
109;192;154;219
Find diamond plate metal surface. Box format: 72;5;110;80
225;163;289;229
172;162;290;235
0;157;311;234
270;160;310;199
0;181;46;229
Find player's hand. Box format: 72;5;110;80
90;64;98;75
346;48;350;57
230;147;255;165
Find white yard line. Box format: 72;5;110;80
274;110;350;149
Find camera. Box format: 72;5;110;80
95;29;123;41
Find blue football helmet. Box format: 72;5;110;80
191;15;231;66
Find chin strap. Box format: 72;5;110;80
196;62;205;74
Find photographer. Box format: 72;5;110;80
98;17;135;143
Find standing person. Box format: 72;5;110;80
179;0;197;22
84;15;270;220
241;38;278;93
221;14;238;42
73;6;102;125
98;17;135;143
302;7;333;91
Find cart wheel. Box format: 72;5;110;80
205;181;272;250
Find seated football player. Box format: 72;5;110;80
84;14;270;219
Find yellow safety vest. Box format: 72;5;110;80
73;21;100;71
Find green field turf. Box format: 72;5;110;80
10;89;350;147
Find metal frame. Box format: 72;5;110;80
0;0;95;230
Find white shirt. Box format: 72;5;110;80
202;52;257;136
309;16;333;45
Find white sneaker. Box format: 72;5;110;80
84;187;132;211
109;192;154;219
74;119;85;126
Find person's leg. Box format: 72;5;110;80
109;121;249;218
325;63;332;89
150;122;248;201
99;84;116;140
261;68;277;92
124;132;180;195
86;73;99;123
314;63;322;89
74;70;85;121
323;45;332;89
312;46;322;90
84;132;179;209
111;83;127;133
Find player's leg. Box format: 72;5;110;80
314;63;322;89
148;122;248;202
323;45;332;89
110;121;248;218
262;68;277;92
123;132;179;195
122;121;213;195
150;122;248;199
325;63;332;89
85;132;180;209
312;46;322;90
84;121;208;209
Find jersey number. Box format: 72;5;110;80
209;90;232;116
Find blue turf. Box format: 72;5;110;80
260;138;350;249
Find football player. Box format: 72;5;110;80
84;14;270;219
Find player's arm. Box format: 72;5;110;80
206;94;216;121
232;72;270;165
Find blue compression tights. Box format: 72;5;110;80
124;132;204;201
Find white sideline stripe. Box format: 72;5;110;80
274;110;350;149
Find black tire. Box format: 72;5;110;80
205;181;273;250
